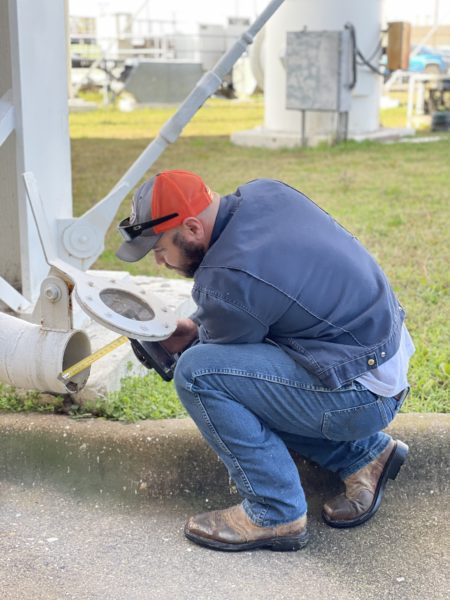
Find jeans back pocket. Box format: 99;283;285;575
322;399;390;442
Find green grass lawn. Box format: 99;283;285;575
1;96;448;419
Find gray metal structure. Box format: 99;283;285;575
285;29;353;144
124;60;204;104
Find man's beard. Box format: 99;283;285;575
172;232;206;278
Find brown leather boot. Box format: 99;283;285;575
322;439;408;528
184;503;308;552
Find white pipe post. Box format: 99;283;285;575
0;1;21;296
406;74;415;129
7;0;73;302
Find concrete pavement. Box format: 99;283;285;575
0;413;449;599
1;477;448;600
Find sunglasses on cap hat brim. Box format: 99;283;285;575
118;212;179;242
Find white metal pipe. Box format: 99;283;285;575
7;0;73;301
0;275;31;313
0;313;91;394
406;74;415;129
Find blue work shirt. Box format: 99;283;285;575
191;179;404;390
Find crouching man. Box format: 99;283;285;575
116;170;414;552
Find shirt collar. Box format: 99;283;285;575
209;192;242;248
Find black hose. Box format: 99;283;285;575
344;23;357;89
345;22;385;79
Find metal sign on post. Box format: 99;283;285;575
285;29;353;144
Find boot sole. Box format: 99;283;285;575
184;528;309;552
322;439;409;529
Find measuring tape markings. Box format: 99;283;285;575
58;335;128;382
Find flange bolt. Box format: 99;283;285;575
44;284;62;303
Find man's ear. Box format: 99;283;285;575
181;217;205;242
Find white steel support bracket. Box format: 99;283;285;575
24;272;73;331
0;276;31;313
56;181;130;270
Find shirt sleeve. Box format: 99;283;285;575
192;268;291;345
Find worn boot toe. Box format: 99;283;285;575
185;504;308;552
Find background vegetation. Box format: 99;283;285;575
1;95;448;419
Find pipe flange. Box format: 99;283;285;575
74;273;176;341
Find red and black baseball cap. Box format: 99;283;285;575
116;170;213;262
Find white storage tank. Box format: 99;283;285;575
233;0;384;147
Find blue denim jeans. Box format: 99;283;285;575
174;342;405;527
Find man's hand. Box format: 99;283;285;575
160;318;199;354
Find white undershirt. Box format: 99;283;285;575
356;324;415;397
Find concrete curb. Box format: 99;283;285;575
0;413;449;506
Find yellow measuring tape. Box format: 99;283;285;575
58;335;128;383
